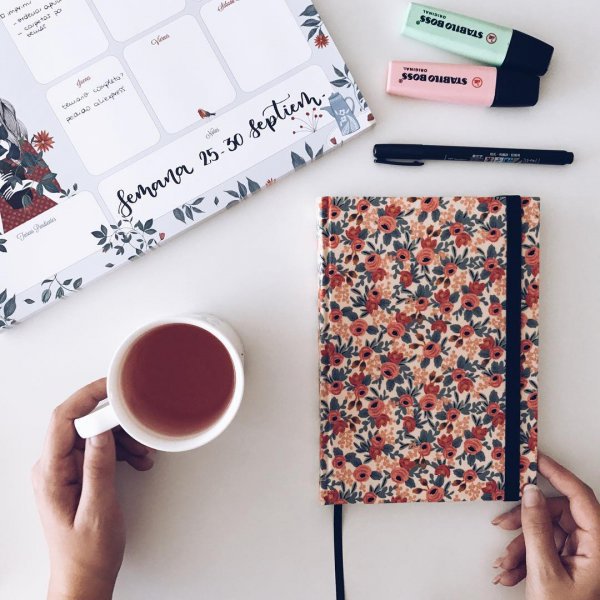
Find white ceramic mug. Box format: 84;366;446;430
74;314;244;452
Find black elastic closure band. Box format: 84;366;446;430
333;504;345;600
504;195;522;502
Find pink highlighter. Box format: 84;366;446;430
386;61;539;107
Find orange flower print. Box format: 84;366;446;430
416;248;435;266
444;262;458;277
423;341;441;359
461;293;479;310
381;362;399;379
396;248;410;262
333;455;346;469
368;399;385;418
32;130;54;153
365;253;382;272
378;215;396;233
314;32;329;48
446;408;460;422
363;492;377;504
391;466;410;483
427;487;444;502
492;447;504;461
349;319;368;336
353;465;372;482
463;469;477;483
421;197;439;212
464;438;483;455
403;416;416;432
435;464;451;478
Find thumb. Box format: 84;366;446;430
521;484;565;579
79;431;117;517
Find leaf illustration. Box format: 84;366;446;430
238;181;247;198
305;143;314;160
173;208;185;223
41;289;51;303
300;5;317;16
331;79;348;88
2;295;15;318
74;278;83;290
302;18;320;26
24;298;35;305
247;178;260;194
291;152;306;169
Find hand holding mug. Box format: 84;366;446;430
31;379;155;600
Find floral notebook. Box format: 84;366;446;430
0;0;374;329
318;196;539;505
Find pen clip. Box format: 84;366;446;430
374;158;425;167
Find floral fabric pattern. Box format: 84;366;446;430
318;197;539;505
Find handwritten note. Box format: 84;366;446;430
0;0;107;83
47;56;160;175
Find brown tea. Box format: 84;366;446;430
120;323;235;437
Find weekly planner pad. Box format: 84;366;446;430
0;0;374;329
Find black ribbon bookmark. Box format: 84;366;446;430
503;195;523;502
333;505;345;600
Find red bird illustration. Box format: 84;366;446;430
198;108;216;119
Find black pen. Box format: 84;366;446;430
373;144;575;166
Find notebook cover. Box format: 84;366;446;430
0;0;374;330
318;196;539;504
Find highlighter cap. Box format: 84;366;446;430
492;69;540;107
503;29;554;76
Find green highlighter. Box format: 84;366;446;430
402;3;554;76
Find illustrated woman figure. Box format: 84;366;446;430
0;98;59;234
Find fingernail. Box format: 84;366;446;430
90;432;109;447
491;515;504;525
492;556;505;569
492;574;501;585
523;484;542;507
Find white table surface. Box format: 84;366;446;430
2;1;600;598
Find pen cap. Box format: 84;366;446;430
503;30;554;76
492;69;540;107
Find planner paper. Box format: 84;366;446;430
0;0;374;328
318;196;539;504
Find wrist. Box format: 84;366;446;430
48;569;116;600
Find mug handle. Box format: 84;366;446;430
344;97;355;112
74;400;120;439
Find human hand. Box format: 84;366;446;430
491;453;600;599
32;379;155;600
